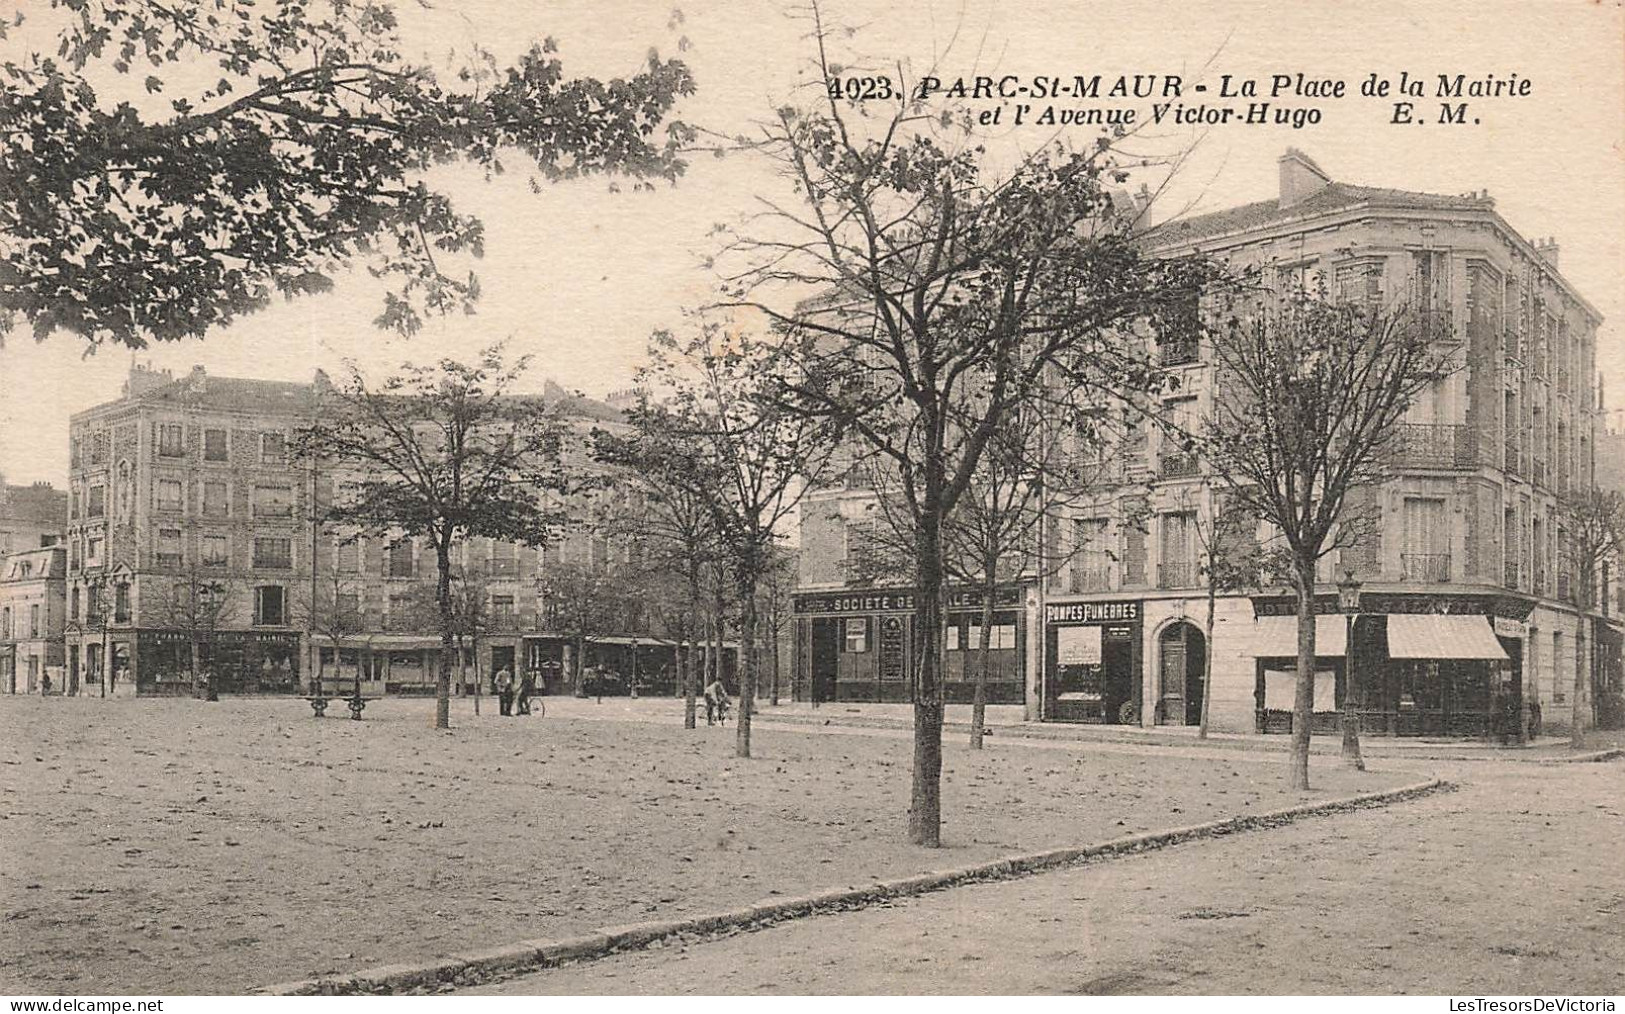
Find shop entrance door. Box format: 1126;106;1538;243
1102;633;1137;724
810;618;839;703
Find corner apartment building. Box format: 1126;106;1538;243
791;149;1612;738
62;363;703;697
1056;149;1607;737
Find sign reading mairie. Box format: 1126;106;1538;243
1045;600;1140;624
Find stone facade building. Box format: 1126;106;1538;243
793;149;1613;738
62;364;719;697
0;481;67;557
0;545;67;694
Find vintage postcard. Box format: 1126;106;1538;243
1;0;1621;1003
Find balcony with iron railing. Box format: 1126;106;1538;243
1504;559;1521;591
1391;423;1481;469
1401;553;1451;583
1159;340;1199;367
1160;452;1200;479
1157;561;1196;589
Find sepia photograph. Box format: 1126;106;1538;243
0;0;1621;1003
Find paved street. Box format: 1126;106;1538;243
470;759;1625;995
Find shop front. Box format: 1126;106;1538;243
1043;599;1143;724
1249;592;1526;738
793;586;1025;705
133;628;303;695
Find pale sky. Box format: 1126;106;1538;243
3;0;1622;487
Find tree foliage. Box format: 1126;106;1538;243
722;20;1209;842
1203;285;1457;786
0;0;695;347
294;344;572;728
633;326;835;757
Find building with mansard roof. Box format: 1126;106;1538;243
792;148;1614;739
61;363;729;699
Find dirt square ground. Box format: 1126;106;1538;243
1;695;1415;994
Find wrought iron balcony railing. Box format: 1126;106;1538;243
1160;340;1199;367
1401;553;1451;583
1391;423;1481;469
1504;560;1521;590
1160;452;1200;479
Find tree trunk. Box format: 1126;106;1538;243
769;606;782;707
1290;556;1317;791
573;631;588;698
736;565;758;759
970;569;995;750
683;592;698;730
711;586;724;690
1199;579;1215;739
434;540;454;730
190;637;202;701
910;509;946;847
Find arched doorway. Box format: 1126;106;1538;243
1159;621;1207;726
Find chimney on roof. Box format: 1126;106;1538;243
1132;183;1155;227
1278;148;1332;209
1534;236;1560;269
123;360;173;399
187;364;207;393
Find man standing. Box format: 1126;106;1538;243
516;668;535;716
704;676;728;726
495;666;514;717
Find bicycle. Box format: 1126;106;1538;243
516;697;546;718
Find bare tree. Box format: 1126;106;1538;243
757;546;797;707
1203;286;1456;788
721;25;1208;840
1161;484;1267;739
295;345;572;730
156;558;236;699
595;396;727;728
639;328;835;758
1556;487;1625;747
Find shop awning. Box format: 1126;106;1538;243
1250;615;1348;658
1386;614;1508;660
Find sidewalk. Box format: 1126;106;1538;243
535;693;1625;762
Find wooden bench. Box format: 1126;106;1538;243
305;694;377;720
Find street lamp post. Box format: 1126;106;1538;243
1338;570;1364;771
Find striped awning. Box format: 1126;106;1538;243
1250;615;1348;658
1386;614;1508;660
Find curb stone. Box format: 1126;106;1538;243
260;777;1450;995
752;711;1621;763
1534;746;1624;765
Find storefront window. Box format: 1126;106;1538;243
843;617;868;653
